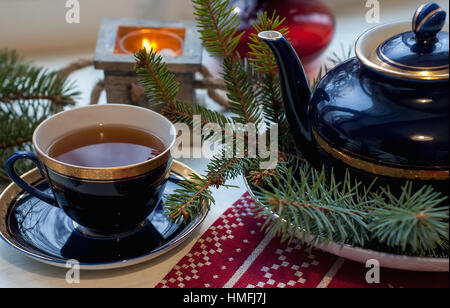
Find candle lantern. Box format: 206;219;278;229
94;18;203;109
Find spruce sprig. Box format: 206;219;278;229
253;161;370;246
369;184;449;252
135;47;249;222
135;0;269;221
0;50;78;107
135;49;236;138
248;11;289;73
0;49;80;182
248;12;291;150
135;49;179;110
222;56;261;125
250;160;448;255
192;0;244;58
135;1;449;257
194;0;261;125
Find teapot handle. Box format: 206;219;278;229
412;2;447;44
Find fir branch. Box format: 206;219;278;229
133;3;448;258
135;10;312;225
135;48;260;147
369;184;449;253
0;50;79;106
0;136;31;150
248;11;289;73
135;49;179;110
193;0;261;125
166;173;213;221
192;0;244;58
135;48;238;140
249;158;449;255
166;154;251;221
0;49;79;182
222;56;261;125
166;101;236;135
252;162;369;245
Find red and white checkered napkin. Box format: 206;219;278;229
156;193;449;288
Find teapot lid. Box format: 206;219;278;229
356;2;449;81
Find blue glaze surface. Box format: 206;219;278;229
374;2;448;76
312;58;449;168
5;151;57;206
4;173;194;264
259;2;449;188
45;161;171;235
6;151;173;235
377;31;449;70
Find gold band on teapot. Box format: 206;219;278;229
314;131;449;181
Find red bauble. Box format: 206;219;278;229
231;0;335;63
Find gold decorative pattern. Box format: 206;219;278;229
412;4;426;31
356;47;449;81
34;140;172;181
416;8;444;32
355;22;449;81
377;48;449;70
314;131;449;181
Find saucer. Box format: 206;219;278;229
0;160;208;270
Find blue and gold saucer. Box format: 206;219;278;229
0;160;208;270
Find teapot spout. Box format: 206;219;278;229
258;31;314;157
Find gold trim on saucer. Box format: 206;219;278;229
314;131;449;181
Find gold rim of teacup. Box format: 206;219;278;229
32;105;177;181
35;150;173;181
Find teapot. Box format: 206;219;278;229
259;2;449;192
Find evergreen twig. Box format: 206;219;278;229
194;0;261;125
134;1;449;257
0;49;80;181
248;12;292;150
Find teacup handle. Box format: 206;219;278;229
5;151;58;206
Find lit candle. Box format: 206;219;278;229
142;38;158;52
116;28;185;56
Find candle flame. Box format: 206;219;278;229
142;38;157;52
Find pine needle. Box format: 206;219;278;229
133;2;449;258
0;49;80;180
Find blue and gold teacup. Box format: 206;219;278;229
6;104;176;236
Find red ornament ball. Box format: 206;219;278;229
231;0;335;63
